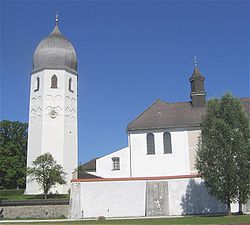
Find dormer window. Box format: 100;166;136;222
51;75;58;88
112;157;120;170
69;78;73;92
147;133;155;154
34;77;40;92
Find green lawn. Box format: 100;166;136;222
0;189;69;200
1;215;250;225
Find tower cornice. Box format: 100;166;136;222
31;67;78;76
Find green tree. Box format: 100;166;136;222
196;93;250;215
0;120;28;189
27;153;66;199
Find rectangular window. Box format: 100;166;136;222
112;157;120;170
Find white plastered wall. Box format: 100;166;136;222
26;69;78;194
96;147;130;178
26;71;44;194
71;177;249;218
62;71;78;193
79;180;146;218
168;178;226;215
129;130;190;177
187;130;200;174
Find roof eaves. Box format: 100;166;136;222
127;123;201;132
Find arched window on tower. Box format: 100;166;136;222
163;132;172;154
51;75;58;89
69;78;73;92
34;77;40;92
147;133;155;154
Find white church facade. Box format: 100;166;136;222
26;18;78;194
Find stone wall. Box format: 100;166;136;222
0;205;69;219
146;181;169;216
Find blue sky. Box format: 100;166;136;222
1;0;249;164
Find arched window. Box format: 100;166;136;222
163;132;172;154
147;133;155;154
34;77;40;92
69;77;73;92
51;75;58;88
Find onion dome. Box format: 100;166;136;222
33;19;77;73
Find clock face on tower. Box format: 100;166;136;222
48;107;58;119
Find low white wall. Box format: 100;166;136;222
168;179;226;215
80;180;146;218
70;177;249;219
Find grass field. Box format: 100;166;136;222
1;215;250;225
0;189;69;200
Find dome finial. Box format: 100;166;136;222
194;55;198;68
55;10;59;25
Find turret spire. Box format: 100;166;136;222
189;58;206;107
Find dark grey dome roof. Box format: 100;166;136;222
33;24;77;73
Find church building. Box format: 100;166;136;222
25;17;250;218
26;17;78;194
70;65;250;218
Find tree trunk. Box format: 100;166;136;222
238;200;243;215
227;199;231;216
44;191;47;200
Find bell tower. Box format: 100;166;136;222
189;57;206;107
26;16;78;194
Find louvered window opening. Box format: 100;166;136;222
51;75;58;88
34;77;40;92
69;78;73;92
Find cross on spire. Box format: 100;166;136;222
55;11;59;25
194;55;198;68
